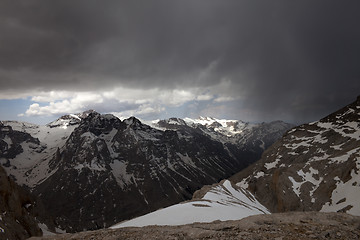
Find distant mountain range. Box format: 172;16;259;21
2;96;359;239
0;112;292;233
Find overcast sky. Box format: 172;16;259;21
0;0;359;125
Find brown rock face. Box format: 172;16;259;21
231;96;360;214
0;165;42;240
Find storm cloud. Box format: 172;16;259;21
0;0;359;123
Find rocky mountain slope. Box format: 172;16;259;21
0;113;292;232
29;212;360;240
0;123;59;239
230;96;360;215
0;163;41;240
0;111;88;188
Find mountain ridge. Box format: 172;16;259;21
0;111;293;232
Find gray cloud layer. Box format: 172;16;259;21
0;1;359;123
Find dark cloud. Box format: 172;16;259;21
0;0;359;123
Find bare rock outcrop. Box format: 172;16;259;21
0;165;42;240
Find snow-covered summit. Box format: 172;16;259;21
152;116;256;137
47;110;97;129
184;116;242;127
184;116;250;136
152;117;293;152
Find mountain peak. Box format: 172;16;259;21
47;110;100;128
123;116;143;126
78;109;99;118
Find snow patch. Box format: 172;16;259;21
2;135;12;146
312;134;328;144
69;114;81;121
110;160;134;189
329;147;360;164
38;223;56;236
317;121;360;140
288;176;302;197
331;143;345;151
183;117;252;137
264;158;281;170
254;171;265;179
288;167;323;201
176;153;197;168
236;178;249;189
111;180;269;228
321;159;360;215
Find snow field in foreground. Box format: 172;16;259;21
111;180;269;228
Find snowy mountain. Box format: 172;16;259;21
0;113;85;188
111;180;269;228
229;96;360;215
0;163;43;239
152;117;253;137
0;112;292;232
46;109;95;128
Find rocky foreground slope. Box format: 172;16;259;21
29;212;360;240
231;96;360;214
0;122;58;239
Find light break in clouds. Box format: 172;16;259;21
19;79;239;121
